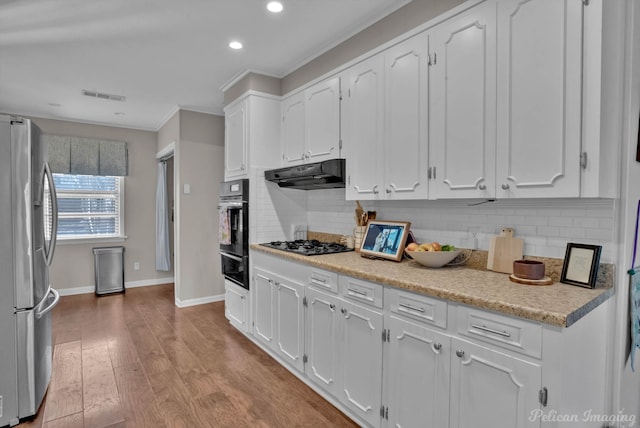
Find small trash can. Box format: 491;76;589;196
93;246;125;295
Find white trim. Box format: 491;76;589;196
56;277;175;296
222;90;283;112
56;236;127;245
219;69;283;93
174;293;225;308
156;142;175;160
154;105;181;131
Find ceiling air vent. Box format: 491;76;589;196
81;89;126;102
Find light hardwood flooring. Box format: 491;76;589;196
21;284;358;428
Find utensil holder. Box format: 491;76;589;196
354;226;367;252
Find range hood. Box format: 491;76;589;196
264;159;346;190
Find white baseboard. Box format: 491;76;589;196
175;293;225;308
56;277;175;296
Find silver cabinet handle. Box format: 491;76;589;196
385;188;391;194
471;324;511;338
398;303;425;313
347;288;367;296
433;342;442;351
312;277;327;283
373;185;379;195
478;183;486;190
329;304;335;310
501;183;510;190
456;350;465;358
347;288;374;302
341;308;347;315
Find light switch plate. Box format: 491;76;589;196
183;184;191;194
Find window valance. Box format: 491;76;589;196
43;134;129;176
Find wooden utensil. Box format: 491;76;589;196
487;227;523;274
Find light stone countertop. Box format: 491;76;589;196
251;244;614;327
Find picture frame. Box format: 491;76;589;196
560;243;602;288
359;220;411;262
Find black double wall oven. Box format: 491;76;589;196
219;179;249;290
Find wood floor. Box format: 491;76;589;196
21;284;358;428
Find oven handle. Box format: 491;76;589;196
218;201;245;209
220;251;244;262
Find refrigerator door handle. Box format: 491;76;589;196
35;287;59;319
43;162;58;266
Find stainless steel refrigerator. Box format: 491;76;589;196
0;115;59;427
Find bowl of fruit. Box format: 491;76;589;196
405;242;461;268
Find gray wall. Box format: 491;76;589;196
282;0;463;94
222;0;463;101
158;110;226;304
32;117;168;292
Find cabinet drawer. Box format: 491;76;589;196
339;276;383;309
386;288;448;329
308;269;338;294
457;306;542;359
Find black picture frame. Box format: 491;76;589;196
560;243;602;288
359;220;411;262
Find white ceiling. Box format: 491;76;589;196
0;0;410;131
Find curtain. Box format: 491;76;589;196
43;134;128;176
156;162;171;271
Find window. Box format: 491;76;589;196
47;174;125;240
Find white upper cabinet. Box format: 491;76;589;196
384;33;430;200
224;99;248;180
281;77;341;166
495;0;583;198
224;93;281;180
342;55;385;200
429;1;497;199
343;33;430;201
281;92;306;166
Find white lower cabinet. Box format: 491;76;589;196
305;280;384;428
224;279;249;333
249;252;605;428
385;314;451;428
339;298;384;427
449;337;541;428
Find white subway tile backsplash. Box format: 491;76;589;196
251;179;616;262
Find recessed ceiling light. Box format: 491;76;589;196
267;1;283;13
229;41;243;50
47;103;61;107
114;112;126;116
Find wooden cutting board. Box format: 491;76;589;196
487;227;523;274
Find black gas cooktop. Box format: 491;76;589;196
260;239;354;256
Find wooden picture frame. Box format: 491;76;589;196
560;243;602;288
359;220;411;262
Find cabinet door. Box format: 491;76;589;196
339;300;384;427
305;77;341;163
343;56;385;201
386;315;450;428
281;93;306;166
496;0;582;198
224;280;248;332
429;2;496;199
305;287;341;396
274;276;305;372
384;33;429;200
449;338;541;428
224;100;248;179
253;269;276;349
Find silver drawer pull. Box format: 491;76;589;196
471;324;511;338
347;288;374;301
312;277;327;283
398;303;425;313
